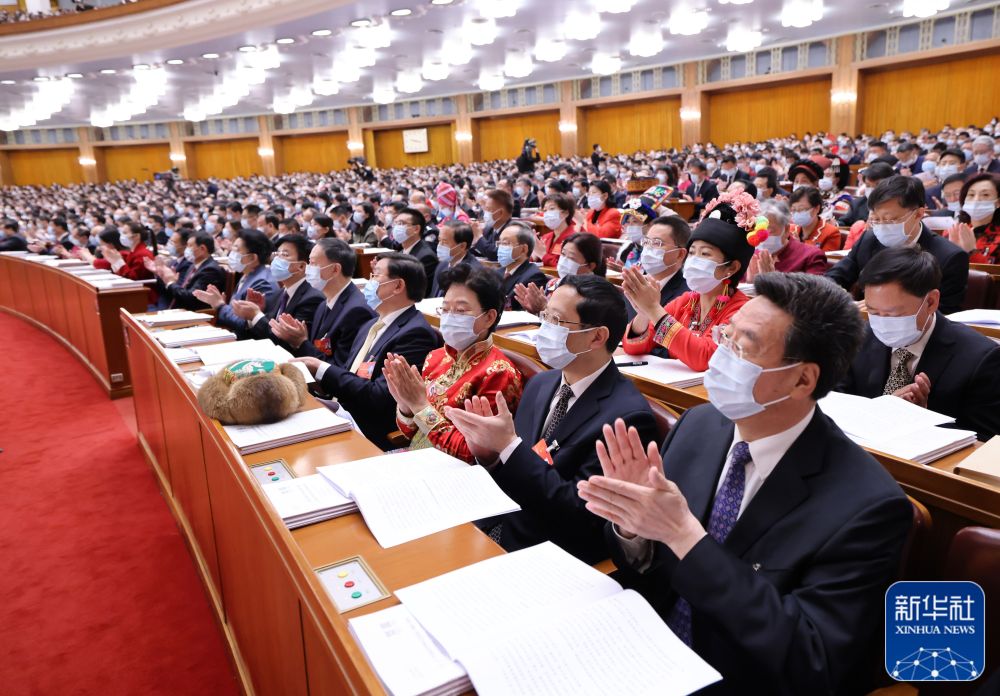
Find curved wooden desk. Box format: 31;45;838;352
121;310;503;695
0;254;148;398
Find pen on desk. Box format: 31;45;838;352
615;361;648;367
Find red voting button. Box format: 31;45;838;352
344;581;355;588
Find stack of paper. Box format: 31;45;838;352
260;474;355;529
191;339;314;383
819;392;977;464
496;311;541;328
44;259;89;268
615;355;704;387
954;437;1000;486
349;605;471;696
392;542;722;696
164;347;199;364
0;250;29;256
139;310;213;327
947;309;1000;327
222;407;353;454
154;325;236;348
318;449;520;548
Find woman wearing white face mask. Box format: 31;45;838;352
746;200;829;282
621;196;760;371
350;201;378;246
788;187;841;252
582;180;621;239
538;193;578;267
516;233;604;315
384;266;523;463
615;201;658;270
945;173;1000;263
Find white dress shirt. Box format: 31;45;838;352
325;281;351;309
888;313;936;379
315;304;410;381
498;359;612;462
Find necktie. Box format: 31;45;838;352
667;441;751;646
542;384;574;442
275;290;289;317
349;319;384;374
883;348;915;395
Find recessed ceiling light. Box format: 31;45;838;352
390;8;412;16
166;58;184;65
66;73;83;79
430;0;454;5
1;79;15;84
276;37;295;44
133;63;150;70
238;45;257;52
33;76;50;82
100;69;117;74
202;52;220;59
351;17;372;27
311;29;333;36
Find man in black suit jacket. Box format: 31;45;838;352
826;175;968;314
156;231;227;310
472;188;515;262
834;162;895;227
623;215;690;328
271;238;376;367
245;234;324;342
384;207;437;297
683;160;719;219
0;220;28;252
579;273;911;695
430;222;482;297
294;253;441;450
497;223;548;310
840;247;1000;441
447;275;657;564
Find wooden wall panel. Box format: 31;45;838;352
707;78;831;143
278;131;350;174
582;98;682;155
8;148;83;186
474;111;560;162
859;52;1000;134
370;123;455;169
190;138;262;180
99;143;171;182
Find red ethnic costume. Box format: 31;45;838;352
623;191;766;371
396;338;524;463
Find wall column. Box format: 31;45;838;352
680;62;709;146
0;149;12;187
830;34;860;135
558;81;580;157
167;122;191;178
346;107;368;165
454;96;473;164
76;127;103;183
256;115;278;176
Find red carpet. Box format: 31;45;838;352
0;312;240;696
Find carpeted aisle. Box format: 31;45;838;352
0;312;239;696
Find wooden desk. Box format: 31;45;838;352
353;247;382;279
668;200;696;221
0;254;148;398
970;263;1000;277
121;310;503;695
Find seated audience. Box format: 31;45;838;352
472;188;514;262
515;232;604;315
745;199;828;281
431;221;482;297
581;179;622;239
194;229;277;336
245;234;323;341
154;231;226;310
788;186;841;251
944;172;1000;263
497;222;548;310
388;207;437;295
538;193;579;267
0;219;28;251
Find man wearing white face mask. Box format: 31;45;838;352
386;207;437;297
963;134;1000;176
841;247;1000;441
629;216;690;323
445;275;657;563
430;221;481;297
194;228;278;337
578;272;911;695
826;175;968;315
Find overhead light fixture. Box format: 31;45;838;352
430;0;454;5
781;0;823;27
596;0;634;13
166;59;185;65
474;0;516;18
202;52;220;59
535;39;567;63
558;121;578;133
447;41;474;65
311;29;333;36
455;131;473;142
78;156;97;166
831;90;857;104
466;17;498;46
0;80;15;85
276;37;295;44
422;59;450;81
183;107;206;122
33;76;50;82
591;53;622;75
335;60;363;83
565;11;601;41
504;50;533;78
396;70;424;94
668;7;709;35
272;101;295;114
312;77;340;95
100;69;117;75
726;27;762;52
347;140;364;150
629;23;665;57
355;21;392;49
257;146;274;157
133;63;150;71
390;8;412;16
169;152;187;162
372;84;397;104
718;0;753;4
902;0;948;17
680;108;701;121
238;45;257;53
351;17;372;27
477;69;504;91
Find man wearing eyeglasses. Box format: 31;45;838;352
825;175;969;314
446;275;657;564
625;215;691;323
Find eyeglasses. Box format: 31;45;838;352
539;309;591;328
435;307;482;318
868;209;917;226
712;324;745;360
640;237;679;251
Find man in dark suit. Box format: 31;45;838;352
244;234;323;342
0;220;28;252
893;141;924;176
294;253;441;450
271;238;376;367
497;223;548;310
195;228;278;337
826;175;968;314
963;135;1000;176
834;162;895;227
711;156;751;193
472;188;514;262
579;272;911;695
386;207;437;297
446;275;658;564
431;221;482;297
840;247;1000;441
624;215;690;326
683;159;719;219
156;231;227;310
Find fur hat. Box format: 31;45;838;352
197;359;311;425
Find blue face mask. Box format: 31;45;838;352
497;244;516;267
437;244;453;263
363;279;382;310
270;257;294;282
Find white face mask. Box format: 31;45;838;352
228;250;248;272
392;224;410;244
587;195;605;211
704;343;801;421
962;200;997;221
352;211;366;224
818;178;834;192
869;296;930;349
758;233;784;254
682;255;727;294
543;210;564;230
535;319;592;370
936;164;959;179
439;312;484;352
640;246;680;276
624;224;644;244
872;210;917;248
791;210;814;228
184;247;195;262
557;255;581;278
483;210;495;227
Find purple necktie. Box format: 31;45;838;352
275;291;288;317
666;441;750;646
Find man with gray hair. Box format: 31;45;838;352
965;134;1000;175
745;196;828;282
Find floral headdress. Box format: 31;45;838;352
701;190;770;246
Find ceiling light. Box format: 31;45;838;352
257;146;274;157
90;113;113;128
455;131;473;142
33;76;50;82
63;73;81;80
718;0;753;4
335;61;363;82
629;24;665;57
0;80;15;85
272;100;295;114
100;69;117;75
202;52;220;59
372;84;397;104
78;156;97;166
679;108;701;121
831;90;857;104
276;37;295;44
596;0;634;13
466;17;498;46
312;77;340;96
390;8;412;16
447;41;474;65
535;39;567;63
591;53;622;75
902;0;948;17
290;86;314;107
351;17;372;27
169;152;187;162
166;59;185;65
238;45;257;53
565;11;601;41
558;121;577;133
477;69;504;91
356;22;392;48
669;7;709;35
347;140;364;150
396;70;424;94
311;29;333;36
430;0;454;5
781;0;823;27
345;44;377;67
504;50;533;78
726;27;762;52
422;59;450;81
473;0;516;18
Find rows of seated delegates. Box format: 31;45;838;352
3;121;1000;692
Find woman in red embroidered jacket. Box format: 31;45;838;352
384;265;523;463
621;194;764;372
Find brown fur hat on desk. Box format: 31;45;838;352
197;359;311;425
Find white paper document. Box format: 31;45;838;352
154;325;236;347
139;310;213;326
260;474;355;528
947;309;1000;326
616;354;705;387
496;311;542;328
317;448;467;499
222;408;352;454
